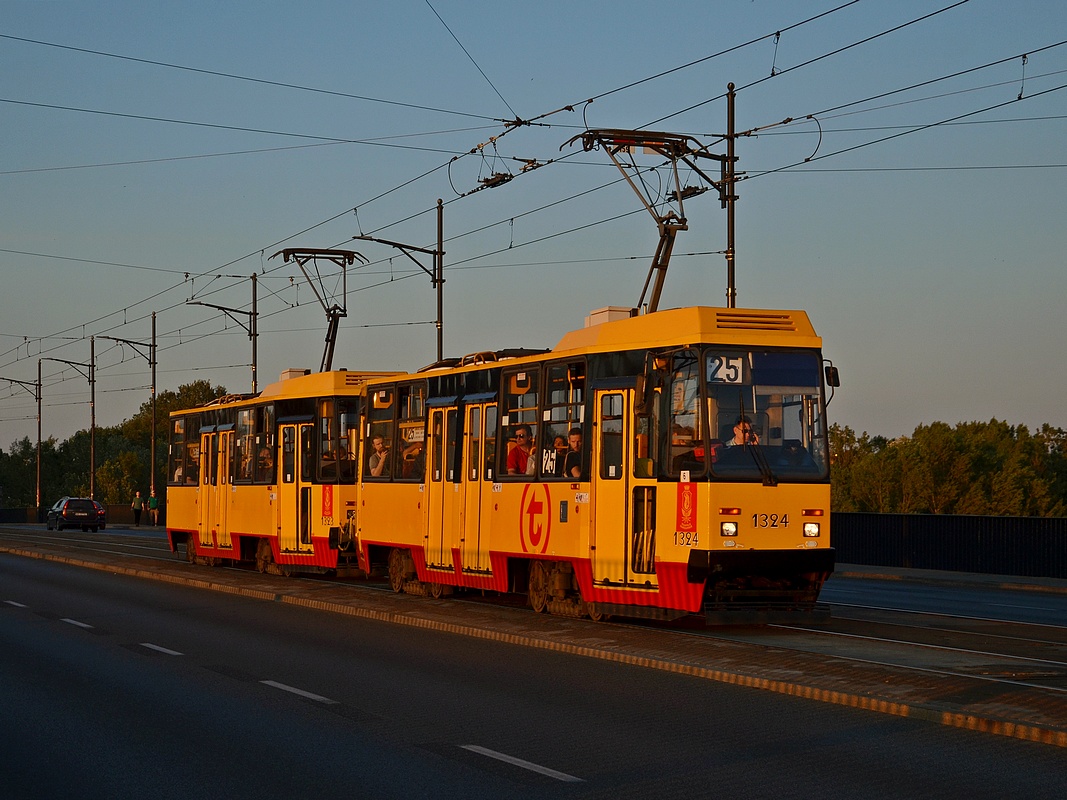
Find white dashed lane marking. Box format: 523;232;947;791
260;680;338;704
461;745;584;782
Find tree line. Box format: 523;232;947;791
830;420;1067;517
0;380;225;509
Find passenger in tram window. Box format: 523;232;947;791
339;459;356;482
369;435;390;477
552;435;567;474
506;424;534;475
726;416;759;447
564;427;583;479
400;441;425;480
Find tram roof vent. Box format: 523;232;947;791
280;368;312;381
584;306;634;327
714;309;798;332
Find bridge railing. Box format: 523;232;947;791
833;512;1067;579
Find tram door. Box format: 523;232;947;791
213;429;233;550
197;429;217;551
278;423;314;554
591;390;659;588
425;408;458;571
462;403;494;572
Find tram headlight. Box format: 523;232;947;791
803;522;821;538
720;521;738;537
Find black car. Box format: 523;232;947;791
92;499;107;530
46;497;100;532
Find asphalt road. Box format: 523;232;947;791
3;555;1065;800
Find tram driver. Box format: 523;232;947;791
726;416;759;447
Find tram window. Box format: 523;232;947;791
254;406;276;484
502;368;539;480
318;398;338;481
366;387;395;481
430;412;443;482
301;426;314;482
209;435;219;486
468;407;481;482
484;405;498;480
185;442;199;484
634;415;654;478
668;352;706;477
319;397;359;483
446;409;460;483
224;433;234;485
254;433;275;483
336;401;359;483
169;418;186;485
600;393;624;480
541;361;585;479
394;383;427;481
281;428;296;483
235;409;254;482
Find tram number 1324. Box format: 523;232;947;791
752;513;789;528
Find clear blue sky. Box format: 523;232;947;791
1;0;1065;447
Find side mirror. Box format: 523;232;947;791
824;364;840;388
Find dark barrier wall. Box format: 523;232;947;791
0;508;35;524
833;512;1067;579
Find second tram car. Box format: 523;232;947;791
167;305;837;622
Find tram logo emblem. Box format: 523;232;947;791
322;484;333;518
519;484;552;554
676;482;697;532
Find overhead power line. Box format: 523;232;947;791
0;33;501;122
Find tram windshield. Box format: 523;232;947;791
701;349;829;481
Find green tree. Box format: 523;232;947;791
122;380;228;492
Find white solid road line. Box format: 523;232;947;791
140;642;184;656
260;680;338;704
461;745;583;782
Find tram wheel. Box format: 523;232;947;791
186;537;198;564
429;582;445;599
528;561;549;613
585;602;611;623
255;539;273;573
387;548;408;593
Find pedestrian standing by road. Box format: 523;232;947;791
148;490;159;526
131;491;144;526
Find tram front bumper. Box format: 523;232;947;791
686;547;835;584
687;547;836;624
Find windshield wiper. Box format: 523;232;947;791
738;390;777;486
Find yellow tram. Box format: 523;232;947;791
167;305;837;622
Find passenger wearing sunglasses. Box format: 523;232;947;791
506;424;536;475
